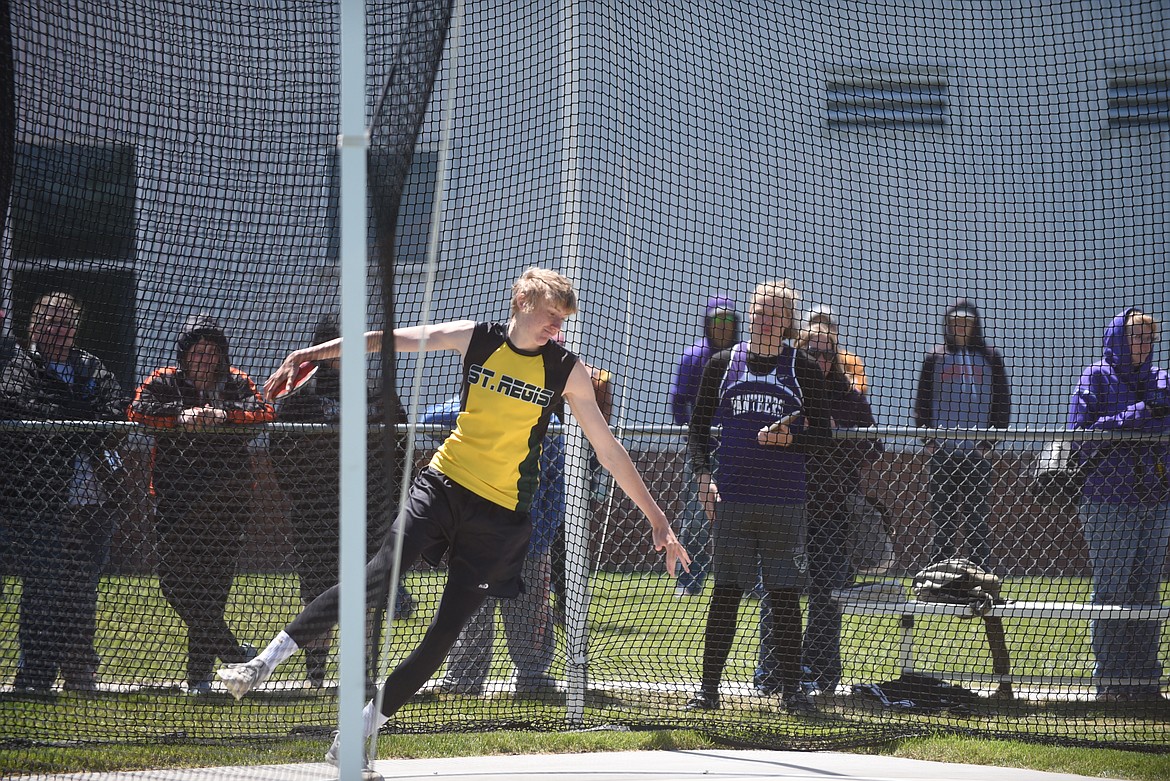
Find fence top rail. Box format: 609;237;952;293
0;419;1166;442
0;419;451;435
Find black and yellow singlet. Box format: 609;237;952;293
430;321;576;511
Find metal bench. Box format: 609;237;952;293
833;587;1170;692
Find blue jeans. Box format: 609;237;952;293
443;552;555;687
801;515;852;692
929;450;992;567
1079;501;1170;694
675;458;710;593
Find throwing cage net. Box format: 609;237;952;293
1;0;1168;774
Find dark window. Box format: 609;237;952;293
10;265;138;393
325;146;442;273
10;143;137;260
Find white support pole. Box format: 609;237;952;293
558;0;590;727
337;0;369;778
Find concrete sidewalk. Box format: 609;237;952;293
36;748;1110;781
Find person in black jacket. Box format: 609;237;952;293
269;313;412;689
0;307;18;374
128;314;274;694
795;321;880;696
0;307;19;602
0;292;127;692
913;299;1011;567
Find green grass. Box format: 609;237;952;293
0;570;1142;694
1;570;1168;778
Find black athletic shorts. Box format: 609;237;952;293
404;466;532;598
712;501;807;590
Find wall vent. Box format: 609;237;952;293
827;66;950;127
1107;63;1169;126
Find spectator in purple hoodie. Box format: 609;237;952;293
669;296;740;596
914;299;1011;568
1068;307;1170;703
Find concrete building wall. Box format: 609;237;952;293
5;0;1165;432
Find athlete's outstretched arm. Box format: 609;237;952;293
563;362;690;577
265;320;476;399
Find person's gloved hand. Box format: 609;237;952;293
1146;385;1170;418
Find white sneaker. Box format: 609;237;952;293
324;731;340;765
325;731;383;781
216;658;270;700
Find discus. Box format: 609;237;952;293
271;361;318;400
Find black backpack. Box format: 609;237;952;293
909;558;1014;698
912;557;1003;617
855;672;979;713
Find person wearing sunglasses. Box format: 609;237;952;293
792;321;879;697
805;305;869;396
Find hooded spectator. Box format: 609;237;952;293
128;314;274;694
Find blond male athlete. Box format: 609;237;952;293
218;268;689;769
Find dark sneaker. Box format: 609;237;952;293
63;676;98;693
13;681;54;695
514;675;559;696
684;690;720;711
754;680;783;696
1131;689;1167;704
784;691;818;716
186;679;213;697
394;587;415;619
1100;687;1166;704
431;678;484;695
306;649;328;688
13;673;54;694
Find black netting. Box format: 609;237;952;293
1;0;1168;774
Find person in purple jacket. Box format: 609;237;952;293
1068;307;1170;703
669;296;739;596
914;300;1011;568
686;280;830;715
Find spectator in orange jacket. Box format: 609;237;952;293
128;314;274;694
